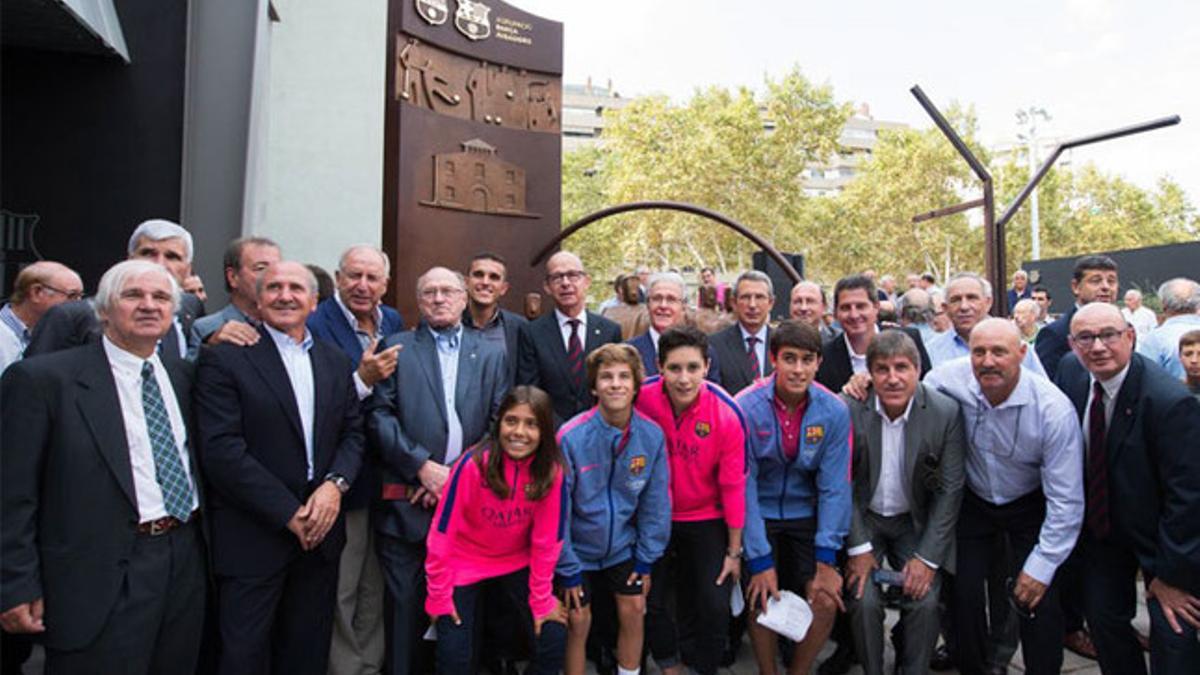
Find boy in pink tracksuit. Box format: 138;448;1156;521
634;327;747;675
425;386;568;674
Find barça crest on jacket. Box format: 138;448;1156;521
695;421;711;438
629;455;647;477
804;425;824;444
415;0;449;25
455;0;492;40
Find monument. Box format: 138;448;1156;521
384;0;562;321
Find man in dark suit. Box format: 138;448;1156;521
307;245;404;675
1;259;206;673
366;266;508;675
463;251;526;391
817;275;931;393
517;251;621;422
843;330;966;675
710;270;776;394
1036;255;1119;381
25;219;205;359
187;236;281;357
1056;302;1200;673
194;261;364;675
628;271;721;383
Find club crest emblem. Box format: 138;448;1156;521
415;0;449;25
804;425;825;444
695;421;711;438
455;0;492;41
629;455;646;477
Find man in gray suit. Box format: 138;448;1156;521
843;330;966;675
709;270;776;394
366;266;508;675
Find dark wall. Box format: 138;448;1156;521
752;251;805;320
0;0;189;296
1022;241;1200;312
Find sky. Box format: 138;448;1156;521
516;0;1200;200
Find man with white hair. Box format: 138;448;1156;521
1120;289;1158;337
0;261;83;373
2;260;205;673
628;271;721;383
1137;278;1200;380
1007;270;1031;313
926;272;1046;376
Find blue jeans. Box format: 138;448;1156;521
435;568;566;674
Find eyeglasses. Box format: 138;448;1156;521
419;286;465;300
648;294;682;306
1069;328;1127;349
38;283;84;301
546;270;585;285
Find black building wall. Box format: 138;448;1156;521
1023;241;1200;312
1;0;189;297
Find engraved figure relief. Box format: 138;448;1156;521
420;139;539;218
454;0;492;41
395;37;560;133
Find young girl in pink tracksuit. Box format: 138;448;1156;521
425;386;568;674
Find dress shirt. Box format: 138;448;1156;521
869;395;914;517
265;324;316;480
924;358;1084;584
1121;306;1158;338
843;332;869;375
431;324;465;465
739;323;768;374
648;326;662;353
555;308;588;352
335;293;385;400
914;322;939;348
1083;363;1130;449
772;393;809;461
0;303;29;373
1137;314;1200;380
464;305;509;354
926;329;1047;377
102;336;198;521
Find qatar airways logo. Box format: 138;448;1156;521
480;504;533;528
668;440;700;461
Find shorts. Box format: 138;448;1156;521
764;517;817;593
556;558;643;607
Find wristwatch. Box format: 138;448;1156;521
324;472;351;494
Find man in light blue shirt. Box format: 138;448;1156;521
926;272;1046;376
1137;277;1200;381
924;318;1083;675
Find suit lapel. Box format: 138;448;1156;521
455;329;480;414
311;344;332;466
762;327;774;377
246;330;306;445
1105;357;1141;463
328;302;364;362
902;386;926;507
583;312;606;353
413;328;448;425
538;314;573;387
75;343;138;510
864;393;884;501
164;359;204;504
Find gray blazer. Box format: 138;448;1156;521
365;324;507;543
843;383;966;573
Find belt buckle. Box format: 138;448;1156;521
149;518;170;536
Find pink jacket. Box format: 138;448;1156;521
634;376;746;528
424;446;566;619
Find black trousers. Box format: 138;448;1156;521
216;548;339;675
46;521;206;675
953;489;1064;675
376;534;434;675
1081;534;1199;675
646;518;731;675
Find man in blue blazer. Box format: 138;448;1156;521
194;261;365;675
307;245;404;675
366;266;508;675
517;251;622;423
462;251;525;391
1056;303;1200;674
627;271;721;384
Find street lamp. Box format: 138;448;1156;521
1016;106;1051;260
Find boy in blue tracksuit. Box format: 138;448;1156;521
736;320;853;675
556;344;671;675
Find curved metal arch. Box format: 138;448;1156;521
531;200;801;283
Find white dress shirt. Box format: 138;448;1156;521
556;308;588;351
265;324;317;480
844;332;870;375
739;323;769;374
103;336;198;522
870;396;914;517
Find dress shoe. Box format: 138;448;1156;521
1063;629;1098;660
929;643;954;671
817;643;857;675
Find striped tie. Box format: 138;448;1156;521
1085;381;1110;539
746;336;761;378
567;319;584;390
141;362;195;521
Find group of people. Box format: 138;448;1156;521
1;219;1198;675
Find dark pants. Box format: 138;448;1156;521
436;568;566;675
377;534;434;675
216;549;339;675
46;521;205;675
647;518;730;675
1081;535;1199;675
954;489;1064;675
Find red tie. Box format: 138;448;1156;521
746;336;761;378
567;319;584;390
1086;381;1110;539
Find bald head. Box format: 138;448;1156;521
546;250;584;272
10;261;84;327
969;317;1026;405
543;250;590;316
1070;301;1135;380
1071;301;1124;330
970;317;1021;347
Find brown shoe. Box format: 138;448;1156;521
1136;630;1151;652
1064;630;1098;660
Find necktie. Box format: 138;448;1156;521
141;362;195;521
746;336;761;378
1086;381;1110;539
567;319;584;390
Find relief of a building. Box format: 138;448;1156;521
420;138;539;217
